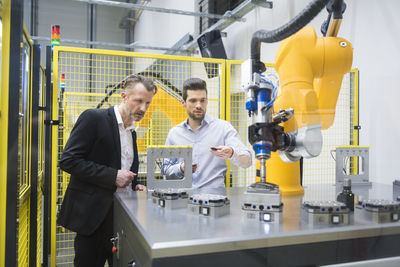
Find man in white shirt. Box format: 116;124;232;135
162;77;252;188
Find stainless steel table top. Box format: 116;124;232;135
115;183;400;258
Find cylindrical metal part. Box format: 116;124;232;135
327;19;342;37
279;124;323;163
246;88;255;103
255;88;272;124
343;178;351;188
260;158;267;183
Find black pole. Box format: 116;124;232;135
5;0;23;266
43;45;53;267
29;44;41;267
30;0;39;38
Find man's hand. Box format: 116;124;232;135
210;146;233;159
180;162;198;173
135;184;147;191
116;170;136;188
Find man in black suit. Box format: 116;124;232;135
57;74;157;267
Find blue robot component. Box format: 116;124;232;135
244;73;294;182
253;143;272;160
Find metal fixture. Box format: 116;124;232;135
303;200;350;225
356;199;400;223
119;0;149;29
183;0;273;51
242;182;283;223
74;0;246;21
188;194;230;218
42;0;273;53
146;146;193;190
151;188;189;210
30;36;189;52
335;146;370;185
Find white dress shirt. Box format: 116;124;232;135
114;105;135;192
161;114;252;189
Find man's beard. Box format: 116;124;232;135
188;110;205;122
130;111;145;121
122;105;144;122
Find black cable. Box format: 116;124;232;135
330;149;347;174
250;0;331;73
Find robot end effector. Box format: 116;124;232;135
244;76;323;165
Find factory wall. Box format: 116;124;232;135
133;0;400;185
133;0;195;54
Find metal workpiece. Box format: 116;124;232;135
242;182;283;223
356;199;400;224
187;203;230;218
303;200;350;225
246;181;280;194
242;210;283;223
151;188;190;210
146;146;193;190
156;198;188;210
189;194;229;207
242;182;282;219
114;183;400;267
188;194;230;218
303;200;348;213
335;146;370;185
279;124;323;162
151;188;190;200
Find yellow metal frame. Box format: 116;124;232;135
51;47;59;267
19;25;33;198
225;60;243;187
0;0;11;266
37;64;45;267
350;69;360;174
0;5;35;266
352;69;360;145
17;24;34;267
38;64;45;178
53;46;226;64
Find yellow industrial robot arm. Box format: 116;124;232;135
243;0;352;191
274;25;353;162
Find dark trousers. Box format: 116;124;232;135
74;207;114;267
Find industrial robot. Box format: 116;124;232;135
242;0;353;218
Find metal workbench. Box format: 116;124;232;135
113;183;400;267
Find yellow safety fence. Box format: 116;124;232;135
0;0;12;266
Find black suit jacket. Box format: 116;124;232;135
57;107;139;235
